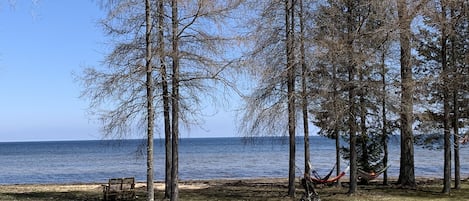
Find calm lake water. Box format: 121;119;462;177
0;136;467;184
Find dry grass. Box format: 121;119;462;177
0;178;468;201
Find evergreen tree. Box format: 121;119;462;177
414;0;469;192
311;0;395;190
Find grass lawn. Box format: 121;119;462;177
0;178;468;201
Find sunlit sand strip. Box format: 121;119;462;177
0;182;210;194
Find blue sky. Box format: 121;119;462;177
0;1;238;142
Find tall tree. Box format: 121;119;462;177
449;1;469;189
344;0;358;193
239;0;299;197
439;0;451;193
380;50;389;185
170;0;180;200
299;0;311;178
144;1;155;200
156;0;172;198
397;0;416;187
81;1;242;200
311;0;395;193
414;0;469;192
448;0;468;189
78;1;160;200
165;1;243;199
450;4;459;189
286;0;296;197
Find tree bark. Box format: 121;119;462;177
359;71;370;173
333;64;341;186
450;4;460;190
299;0;311;176
453;86;460;189
381;51;389;185
286;0;296;197
171;0;179;200
347;63;357;194
144;0;155;200
346;0;357;194
397;0;416;187
157;0;172;198
440;0;451;193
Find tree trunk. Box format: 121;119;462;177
359;72;370;173
441;1;451;193
299;0;310;176
171;0;179;200
346;0;357;194
381;51;389;185
397;0;415;187
332;64;341;186
348;64;357;194
286;0;296;197
453;88;460;189
157;0;172;198
144;1;155;200
450;4;460;190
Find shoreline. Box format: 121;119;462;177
2;176;468;189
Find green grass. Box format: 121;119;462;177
1;179;468;201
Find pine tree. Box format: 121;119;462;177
414;0;469;192
311;0;395;190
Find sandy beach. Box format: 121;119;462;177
1;177;468;201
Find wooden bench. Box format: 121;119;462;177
102;177;136;201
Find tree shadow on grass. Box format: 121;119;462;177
4;191;100;201
182;181;294;201
348;181;469;201
3;188;150;201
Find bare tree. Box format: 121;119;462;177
165;1;243;200
286;0;296;197
448;0;468;190
396;0;416;187
414;0;468;192
439;0;451;193
78;1;158;200
156;0;172;198
170;0;180;200
144;0;155;200
239;0;300;197
298;0;311;178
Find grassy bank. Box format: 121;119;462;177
0;178;468;201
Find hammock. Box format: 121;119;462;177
357;165;391;181
309;164;350;184
312;163;336;181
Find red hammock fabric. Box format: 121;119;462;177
307;166;349;184
309;171;346;184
